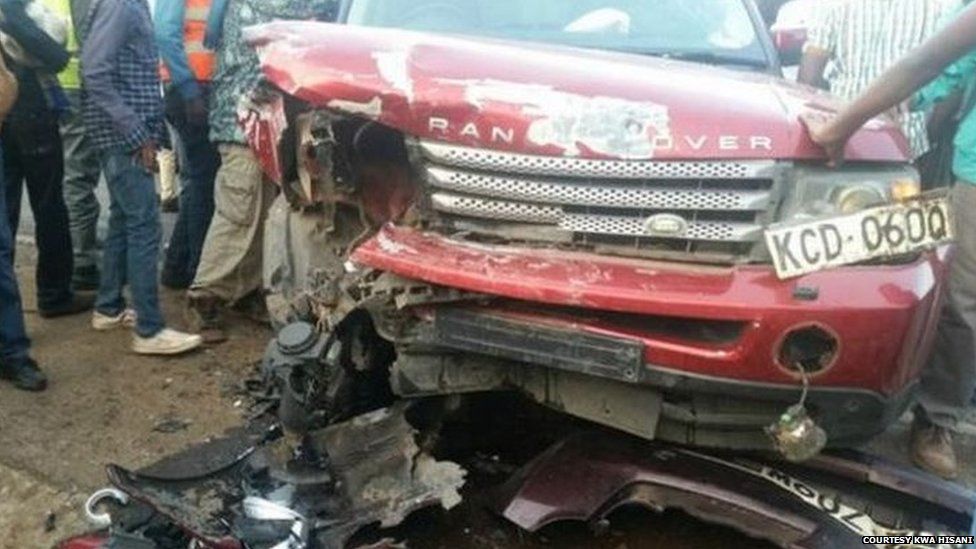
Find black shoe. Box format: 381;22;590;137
39;294;95;319
72;265;100;292
0;357;48;391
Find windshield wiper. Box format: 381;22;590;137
633;49;769;69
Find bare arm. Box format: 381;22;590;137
798;47;829;89
806;4;976;164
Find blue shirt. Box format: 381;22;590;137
81;0;164;152
154;0;200;100
916;3;976;184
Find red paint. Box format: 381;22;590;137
246;21;908;162
57;535;107;549
353;225;948;395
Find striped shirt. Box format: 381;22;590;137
806;0;961;158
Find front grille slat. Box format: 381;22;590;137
421;141;774;179
418;140;779;260
426;166;770;211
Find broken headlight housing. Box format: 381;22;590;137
777;164;921;222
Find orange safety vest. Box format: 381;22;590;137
160;0;216;83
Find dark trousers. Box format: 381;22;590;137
0;143;31;361
162;85;219;288
2;114;74;311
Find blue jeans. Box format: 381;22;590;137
0;145;31;361
162;86;219;288
96;151;165;338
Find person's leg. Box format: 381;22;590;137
99;152;165;337
94;152;129;319
1;124;24;245
0;145;30;361
162;116;217;289
97;151;201;355
60;89;102;290
912;182;976;479
19;116;80;313
0;143;46;391
189;144;273;341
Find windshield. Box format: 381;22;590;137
345;0;768;67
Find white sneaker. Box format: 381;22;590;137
92;309;137;331
132;328;203;356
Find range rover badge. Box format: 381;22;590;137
644;213;688;237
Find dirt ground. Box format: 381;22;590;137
0;244;269;548
2;242;976;549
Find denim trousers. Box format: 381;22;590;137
2;112;75;310
161;86;219;288
96;150;165;338
61;89;102;277
0;144;31;361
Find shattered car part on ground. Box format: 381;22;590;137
63;404;464;549
60;396;976;549
495;432;976;548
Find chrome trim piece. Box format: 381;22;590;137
420;140;776;180
426;166;770;211
560;213;759;242
430;193;562;224
430;192;760;241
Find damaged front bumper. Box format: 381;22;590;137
350;224;948;448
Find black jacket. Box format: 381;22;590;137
0;0;70;122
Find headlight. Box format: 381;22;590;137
779;164;920;222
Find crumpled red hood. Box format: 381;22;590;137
245;21;907;162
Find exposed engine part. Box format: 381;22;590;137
98;403;465;549
264;315;395;436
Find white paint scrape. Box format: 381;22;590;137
462;79;671;159
373;50;414;102
327;97;383;118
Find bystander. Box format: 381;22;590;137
81;0;202;355
0;0;93;317
0;50;47;392
186;0;334;343
804;1;976;479
799;0;959;161
155;0;219;290
43;0;102;292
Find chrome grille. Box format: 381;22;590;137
418;140;779;258
420;140;772;179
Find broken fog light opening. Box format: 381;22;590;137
776;324;839;375
768;325;836;461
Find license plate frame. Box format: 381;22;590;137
764;193;953;279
